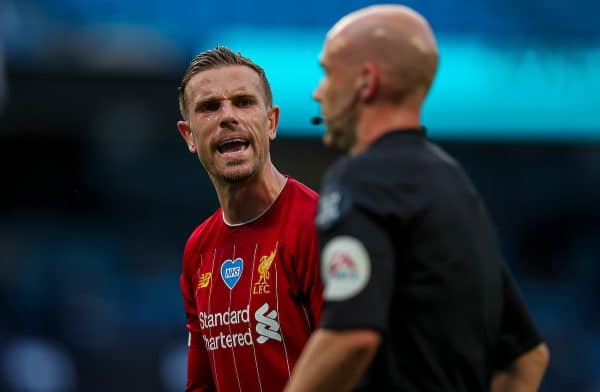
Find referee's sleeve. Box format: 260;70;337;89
318;206;395;333
494;264;544;369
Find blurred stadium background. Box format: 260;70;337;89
1;0;599;391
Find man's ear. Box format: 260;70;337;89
267;106;280;141
177;120;196;153
360;62;380;102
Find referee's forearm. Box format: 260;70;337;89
285;328;380;392
490;343;550;392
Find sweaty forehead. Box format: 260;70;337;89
186;65;265;103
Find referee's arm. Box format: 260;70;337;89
285;328;381;392
286;198;394;391
490;266;550;391
490;343;550;392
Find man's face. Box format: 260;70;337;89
313;37;359;152
178;65;279;184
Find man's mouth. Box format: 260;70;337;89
217;138;250;154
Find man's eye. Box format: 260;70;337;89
200;101;220;112
235;97;253;107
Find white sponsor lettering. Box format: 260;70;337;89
202;330;254;351
199;305;250;329
197;302;283;351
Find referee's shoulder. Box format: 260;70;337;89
337;150;389;183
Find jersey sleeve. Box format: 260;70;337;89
185;332;216;391
317;193;395;332
493;264;544;370
180;238;215;391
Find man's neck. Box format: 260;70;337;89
351;104;421;156
214;163;287;226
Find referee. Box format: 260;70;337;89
286;4;549;392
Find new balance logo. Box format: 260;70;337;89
254;303;281;344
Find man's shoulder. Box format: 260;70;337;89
286;176;319;201
324;154;383;190
185;209;222;249
329;137;460;186
283;177;319;217
319;146;431;223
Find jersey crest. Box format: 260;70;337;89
253;247;277;294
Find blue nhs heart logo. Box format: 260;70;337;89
220;258;244;289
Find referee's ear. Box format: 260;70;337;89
359;62;380;103
177;120;197;154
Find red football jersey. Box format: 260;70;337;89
180;177;323;392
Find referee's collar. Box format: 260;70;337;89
388;126;426;136
371;126;427;145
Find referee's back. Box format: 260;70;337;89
346;131;506;391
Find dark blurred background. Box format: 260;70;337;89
1;0;599;391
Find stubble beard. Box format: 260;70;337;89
214;158;261;184
325;114;358;153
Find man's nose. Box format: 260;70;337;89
312;83;323;102
219;101;238;128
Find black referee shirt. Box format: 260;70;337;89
316;128;543;391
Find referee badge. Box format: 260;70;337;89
322;235;371;301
